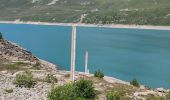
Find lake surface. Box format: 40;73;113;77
0;23;170;88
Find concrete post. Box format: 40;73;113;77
70;25;76;81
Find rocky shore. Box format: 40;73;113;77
0;40;169;100
0;40;57;70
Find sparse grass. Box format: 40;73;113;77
15;62;29;66
106;90;131;100
77;75;137;99
45;74;58;83
112;83;137;96
2;62;30;71
31;62;41;70
4;89;13;93
64;73;70;78
146;94;166;100
166;92;170;100
6;64;20;70
0;59;40;71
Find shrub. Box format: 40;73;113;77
48;79;97;100
74;79;96;99
48;83;77;100
106;91;121;100
130;78;140;87
94;69;104;78
14;71;36;88
4;89;13;93
45;74;58;83
0;32;3;40
64;73;70;78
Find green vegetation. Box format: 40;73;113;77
48;79;97;100
106;91;121;100
4;89;13;93
4;62;29;70
106;83;135;100
111;83;137;97
74;79;96;99
106;91;122;100
0;32;3;40
130;78;140;87
166;92;170;100
32;61;41;70
94;70;104;78
45;74;58;83
146;92;170;100
106;90;130;100
0;0;170;25
14;71;36;88
146;94;165;100
64;73;70;78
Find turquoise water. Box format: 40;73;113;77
0;23;170;88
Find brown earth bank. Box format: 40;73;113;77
0;40;169;100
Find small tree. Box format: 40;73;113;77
74;79;96;99
94;69;104;78
130;78;140;87
0;32;3;40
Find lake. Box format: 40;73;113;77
0;23;170;88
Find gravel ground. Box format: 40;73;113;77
0;73;52;100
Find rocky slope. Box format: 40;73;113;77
0;40;169;100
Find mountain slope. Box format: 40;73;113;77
0;0;170;25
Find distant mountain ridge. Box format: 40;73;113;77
0;0;170;25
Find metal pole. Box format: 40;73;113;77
70;25;76;81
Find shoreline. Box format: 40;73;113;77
0;21;170;30
0;40;128;85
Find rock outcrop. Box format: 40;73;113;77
0;40;57;71
0;40;38;64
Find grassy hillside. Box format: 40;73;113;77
0;0;170;25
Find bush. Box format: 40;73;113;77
0;32;3;39
45;74;58;83
74;79;96;99
130;78;140;87
64;74;70;78
48;84;77;100
94;70;104;78
106;91;121;100
14;71;36;88
5;89;13;93
48;79;97;100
